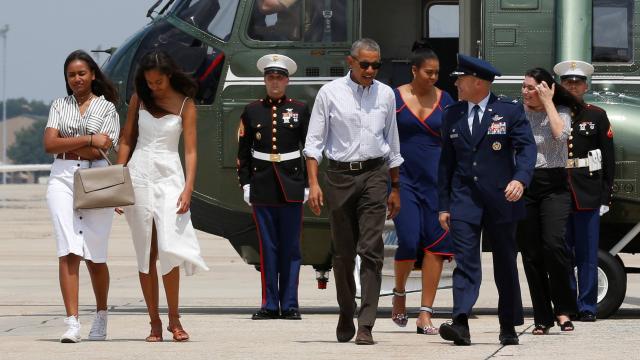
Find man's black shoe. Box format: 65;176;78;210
251;308;280;320
336;313;355;342
499;326;519;345
281;309;302;320
439;321;471;346
578;311;596;322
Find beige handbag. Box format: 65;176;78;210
73;149;135;210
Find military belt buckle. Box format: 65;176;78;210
270;153;281;162
349;161;363;171
566;159;574;168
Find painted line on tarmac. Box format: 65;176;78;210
484;323;534;359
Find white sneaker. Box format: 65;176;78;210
88;310;108;341
60;315;81;343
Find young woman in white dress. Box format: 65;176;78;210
44;50;120;342
116;51;209;342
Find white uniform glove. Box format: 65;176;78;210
243;184;251;206
599;205;610;216
303;188;309;203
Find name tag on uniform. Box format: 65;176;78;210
450;133;459;139
487;121;506;135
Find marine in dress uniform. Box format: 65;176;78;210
236;54;310;320
437;54;537;346
554;60;616;322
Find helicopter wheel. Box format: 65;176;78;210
596;249;626;319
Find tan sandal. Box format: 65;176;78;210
167;314;189;342
145;319;163;342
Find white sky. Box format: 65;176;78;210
0;0;155;102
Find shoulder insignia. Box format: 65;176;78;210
587;103;605;112
288;98;307;107
245;99;264;109
445;101;464;110
495;95;519;105
608;125;614;139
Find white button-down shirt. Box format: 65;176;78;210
303;74;404;168
467;93;491;135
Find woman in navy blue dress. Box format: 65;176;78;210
391;46;455;335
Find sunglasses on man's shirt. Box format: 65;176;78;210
352;57;382;70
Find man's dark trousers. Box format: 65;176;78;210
324;163;389;327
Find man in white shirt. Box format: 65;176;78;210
304;38;403;345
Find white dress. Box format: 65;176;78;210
124;99;209;276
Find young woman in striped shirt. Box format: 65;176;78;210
43;50;119;343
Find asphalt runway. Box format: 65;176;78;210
1;184;639;359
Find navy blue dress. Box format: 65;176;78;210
393;88;454;260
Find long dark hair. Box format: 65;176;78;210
524;67;583;113
63;50;118;104
134;50;197;115
410;40;439;67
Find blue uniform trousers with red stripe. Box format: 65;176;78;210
252;203;303;312
566;209;600;314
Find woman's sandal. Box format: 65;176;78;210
531;324;550;335
416;306;438;335
557;320;574;332
167;314;190;342
145;319;163;342
391;288;409;327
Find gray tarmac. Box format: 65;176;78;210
1;184;639;360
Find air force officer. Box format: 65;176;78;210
437;54;536;346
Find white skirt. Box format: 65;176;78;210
46;158;114;262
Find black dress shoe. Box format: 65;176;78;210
439;320;471;346
355;326;374;345
251;309;280;320
336;313;355;342
578;311;596;322
281;309;302;320
499;326;519;345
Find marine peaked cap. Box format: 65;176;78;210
553;60;594;81
450;54;502;82
257;54;297;76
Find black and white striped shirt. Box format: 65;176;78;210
526;105;572;169
46;95;120;146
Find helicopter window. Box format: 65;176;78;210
592;0;634;63
176;0;240;41
247;0;347;42
126;19;225;105
426;4;459;38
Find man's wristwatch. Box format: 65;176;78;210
391;181;400;189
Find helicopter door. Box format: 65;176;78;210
361;0;459;94
424;2;459;99
361;0;418;88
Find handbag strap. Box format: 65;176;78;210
98;149;113;166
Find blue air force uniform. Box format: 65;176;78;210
237;54;310;319
554;60;616;318
438;55;537;332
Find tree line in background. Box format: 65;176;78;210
3;98;51;164
1;98;49;118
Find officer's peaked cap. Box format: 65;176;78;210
450;54;502;82
257;54;297;76
553;60;594;81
